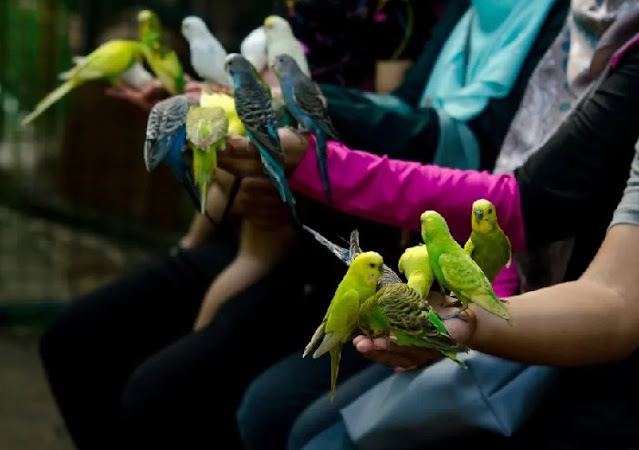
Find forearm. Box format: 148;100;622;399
467;280;633;366
466;225;639;366
289;138;526;251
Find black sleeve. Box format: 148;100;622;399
321;0;569;168
516;44;639;251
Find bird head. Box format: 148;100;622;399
181;16;208;40
224;53;247;78
270;53;298;77
398;244;430;277
420;210;449;243
350;251;385;288
471;199;497;233
263;15;294;41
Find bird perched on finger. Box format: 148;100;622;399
271;53;339;202
225;53;299;224
181;16;232;88
263;15;310;77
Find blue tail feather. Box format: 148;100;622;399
257;144;300;225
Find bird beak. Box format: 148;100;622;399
379;264;385;273
473;210;484;221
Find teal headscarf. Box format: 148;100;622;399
421;0;557;121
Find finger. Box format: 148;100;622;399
354;337;375;353
384;341;442;362
352;335;367;346
225;136;260;157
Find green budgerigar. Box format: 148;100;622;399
420;210;512;323
464;199;512;282
185;106;229;214
22;40;145;126
359;244;467;367
303;252;385;402
138;9;185;95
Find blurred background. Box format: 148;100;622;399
0;0;435;447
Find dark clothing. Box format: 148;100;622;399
39;231;343;449
236;30;639;450
321;0;570;170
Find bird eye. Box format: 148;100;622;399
488;208;493;214
369;263;375;268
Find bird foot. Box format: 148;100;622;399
442;308;469;322
443;298;462;308
499;298;510;304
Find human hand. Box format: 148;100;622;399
105;78;169;113
218;128;309;178
229;176;293;228
353;292;476;371
185;78;233;102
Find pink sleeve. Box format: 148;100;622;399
289;137;526;252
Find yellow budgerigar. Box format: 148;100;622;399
398;244;435;297
138;9;185;95
22;40;145;126
303;252;385;402
200;92;245;136
464;199;512;282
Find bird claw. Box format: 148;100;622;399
499;298;510;304
442;309;469;322
443;298;462;308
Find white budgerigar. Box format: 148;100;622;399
240;26;268;73
181;16;232;87
263;15;310;77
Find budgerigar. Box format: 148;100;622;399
138;10;185;95
358;283;467;367
464;199;512;283
263;15;310;77
272;54;339;202
225;53;299;224
144;95;201;211
22;40;145;126
240;26;268;73
200;92;245;136
186;106;229;214
303;252;385;402
398;244;435;297
420;211;512;323
181;16;232;87
64;56;153;90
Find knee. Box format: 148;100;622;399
236;372;284;449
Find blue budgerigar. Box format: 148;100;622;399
225;53;299;224
144;95;201;211
271;53;340;203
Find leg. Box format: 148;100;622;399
288;364;392;450
120;240;340;449
237;345;375;450
39;237;238;450
441;307;470;322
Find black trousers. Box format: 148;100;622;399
39;233;340;450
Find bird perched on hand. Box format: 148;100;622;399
22;40;145;126
263;15;310;77
271;53;339;202
225;53;299;224
138;9;185;95
181;16;232;88
144;95;201;212
464;199;512;283
240;26;268;73
420;210;512;323
303;251;385;402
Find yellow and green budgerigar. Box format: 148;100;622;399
200;92;245;136
464;199;512;282
303;251;385;402
21;40;145;126
358;284;467;367
420;210;512;323
359;244;467;367
138;9;185;95
398;244;435;298
185;106;229;214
